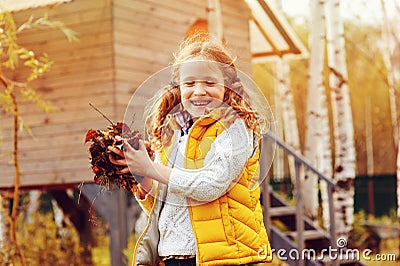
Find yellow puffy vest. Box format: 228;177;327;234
160;114;272;265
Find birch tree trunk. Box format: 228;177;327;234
325;0;356;239
275;58;301;188
0;194;6;249
273;68;285;182
0;192;11;250
365;99;374;176
25;190;41;224
52;199;68;238
304;0;333;225
273;112;285;182
380;0;399;145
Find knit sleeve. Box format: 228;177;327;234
168;119;253;202
134;152;162;215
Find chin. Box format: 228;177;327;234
189;110;205;118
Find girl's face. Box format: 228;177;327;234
179;58;225;119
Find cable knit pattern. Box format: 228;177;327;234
158;118;253;257
168;119;253;201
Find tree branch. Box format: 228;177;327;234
9;90;26;266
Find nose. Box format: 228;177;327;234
193;81;207;96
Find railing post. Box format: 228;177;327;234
295;160;304;266
263;132;339;266
260;135;272;237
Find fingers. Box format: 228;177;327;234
116;167;131;175
108;146;125;157
108;154;127;166
107;145;135;175
108;155;130;175
108;154;130;174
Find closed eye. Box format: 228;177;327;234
182;81;196;87
205;81;216;86
181;80;218;87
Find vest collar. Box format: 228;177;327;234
166;106;236;130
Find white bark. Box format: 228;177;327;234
325;0;356;239
52;199;68;238
275;58;301;188
305;0;332;225
0;192;11;249
0;194;5;249
365;99;374;176
273;70;286;182
25;190;41;224
380;0;399;145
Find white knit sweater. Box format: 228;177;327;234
157;118;254;257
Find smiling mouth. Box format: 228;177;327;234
190;100;212;107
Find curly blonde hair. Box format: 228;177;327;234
145;39;260;150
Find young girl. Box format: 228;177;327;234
108;39;272;266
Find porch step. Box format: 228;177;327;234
317;254;362;266
269;206;296;217
287;229;327;241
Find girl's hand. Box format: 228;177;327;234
108;140;152;178
108;140;172;185
108;143;153;198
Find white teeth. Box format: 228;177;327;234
191;101;210;106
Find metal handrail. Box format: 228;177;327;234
260;132;337;265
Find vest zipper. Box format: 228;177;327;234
133;130;182;265
185;116;216;266
132;186;159;266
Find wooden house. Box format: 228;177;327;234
0;0;306;189
1;1;309;265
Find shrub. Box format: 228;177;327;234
0;213;85;266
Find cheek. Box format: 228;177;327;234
180;88;191;100
215;87;225;101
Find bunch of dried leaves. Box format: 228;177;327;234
85;122;153;193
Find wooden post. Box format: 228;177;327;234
295;160;305;266
260;136;272;236
81;184;141;266
109;190;128;266
367;179;375;216
207;0;223;42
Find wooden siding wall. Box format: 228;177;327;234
113;0;252;133
113;0;207;124
0;0;252;188
221;0;252;75
1;0;114;188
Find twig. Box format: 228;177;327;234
89;103;113;125
9;90;26;266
